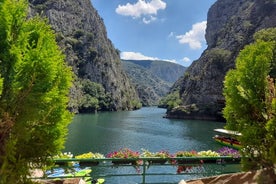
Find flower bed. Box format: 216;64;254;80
52;147;240;173
75;152;105;166
141;149;172;164
217;147;240;158
54;147;240;162
107;148;140;165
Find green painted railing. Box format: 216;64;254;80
37;157;241;184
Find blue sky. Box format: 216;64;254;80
92;0;216;67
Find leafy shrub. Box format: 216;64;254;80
158;90;181;110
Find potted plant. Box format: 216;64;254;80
141;149;172;165
216;147;241;163
175;150;198;164
175;150;204;173
216;147;240;157
75;152;105;166
175;150;198;157
107;148;140;165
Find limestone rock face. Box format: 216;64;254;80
167;0;276;120
29;0;140;112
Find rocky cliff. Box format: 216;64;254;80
28;0;140;112
166;0;276;120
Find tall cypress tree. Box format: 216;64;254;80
223;28;276;182
0;0;73;183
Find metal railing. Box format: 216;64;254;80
36;157;241;184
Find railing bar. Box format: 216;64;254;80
34;157;241;183
52;156;239;162
138;183;177;184
36;170;238;180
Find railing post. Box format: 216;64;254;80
142;159;146;184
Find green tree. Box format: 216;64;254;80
80;79;112;112
0;0;73;183
223;28;276;180
158;90;181;110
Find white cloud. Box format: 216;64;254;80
115;0;166;24
176;21;207;50
182;57;191;62
120;51;177;64
143;15;157;24
121;52;159;60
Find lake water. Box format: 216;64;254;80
64;107;240;183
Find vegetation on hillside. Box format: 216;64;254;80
122;60;172;106
78;79;114;112
158;90;182;110
223;28;276;182
122;60;186;83
0;0;73;183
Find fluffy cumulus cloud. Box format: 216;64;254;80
176;21;207;49
120;51;159;60
116;0;166;24
120;51;177;64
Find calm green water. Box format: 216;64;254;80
64;107;240;183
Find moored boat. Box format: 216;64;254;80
213;129;241;150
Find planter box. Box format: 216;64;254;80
148;159;167;165
79;161;100;167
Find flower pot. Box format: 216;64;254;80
148;159;167;165
177;158;202;165
79;161;100;167
54;161;69;166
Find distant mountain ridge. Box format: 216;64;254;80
122;60;186;106
122;60;187;83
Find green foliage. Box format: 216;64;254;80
130;99;142;109
254;28;276;79
82;94;99;110
77;78;141;112
204;48;232;71
79;79;112;112
266;98;276;164
254;28;276;42
0;0;73;183
223;28;276;172
206;48;232;62
158;90;181;110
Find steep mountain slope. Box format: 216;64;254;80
124;60;187;83
122;60;186;106
29;0;140;112
166;0;276;120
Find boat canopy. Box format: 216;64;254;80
214;129;242;136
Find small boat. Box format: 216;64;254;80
213;128;242;150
